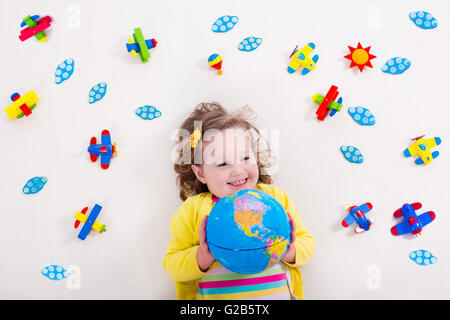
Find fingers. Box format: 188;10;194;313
199;215;209;249
198;215;215;267
287;212;296;245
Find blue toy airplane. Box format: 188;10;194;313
87;129;117;169
391;202;436;236
341;202;374;233
74;204;106;240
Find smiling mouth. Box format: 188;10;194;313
228;178;248;187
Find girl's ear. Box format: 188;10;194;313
191;165;207;184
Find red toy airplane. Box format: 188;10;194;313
312;85;343;121
19;15;52;43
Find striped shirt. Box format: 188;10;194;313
197;262;291;300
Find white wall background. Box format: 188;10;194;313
0;0;449;299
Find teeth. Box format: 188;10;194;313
230;179;246;185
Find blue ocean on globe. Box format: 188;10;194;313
206;189;291;274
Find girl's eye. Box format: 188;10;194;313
218;162;227;167
243;156;250;161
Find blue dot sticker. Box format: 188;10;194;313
409;250;438;266
381;57;411;75
135;105;162;120
348;107;376;126
55;59;75;84
41;265;70;280
23;176;47;194
340;146;364;163
409;11;438;29
89;82;107;104
238;37;263;52
212;15;239;33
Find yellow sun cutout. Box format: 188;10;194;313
344;42;376;72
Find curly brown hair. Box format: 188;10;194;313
172;102;276;201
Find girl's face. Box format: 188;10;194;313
191;127;259;199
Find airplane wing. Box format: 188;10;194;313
393;207;403;218
391;222;411;236
74;207;88;229
133;28;150;62
425;137;441;149
418;211;436;227
19;16;52;41
100;131;112;169
78;204;102;240
316;85;339;120
100;154;111;169
89;137;98;162
404;144;419;158
411;202;422;210
341;212;355;228
101;130;112;145
300;43;315;56
287;55;302;73
360;202;373;214
323;86;339;105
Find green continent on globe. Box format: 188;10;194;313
263;236;289;269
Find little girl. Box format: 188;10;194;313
163;102;315;300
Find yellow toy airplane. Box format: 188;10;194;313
4;90;39;119
404;135;441;165
287;42;319;76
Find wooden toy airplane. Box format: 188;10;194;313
126;28;157;63
312;85;343;120
74;204;106;240
342;202;374;233
18;15;52;43
391;203;435;236
88;130;117;169
287;43;319;76
404;135;441;165
4;90;39;120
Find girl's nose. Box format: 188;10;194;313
230;164;246;176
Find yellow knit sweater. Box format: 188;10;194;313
163;184;316;299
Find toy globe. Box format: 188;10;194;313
206;189;291;274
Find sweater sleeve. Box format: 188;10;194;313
162;197;207;282
260;184;316;268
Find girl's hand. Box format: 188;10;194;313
197;215;215;272
281;212;296;264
